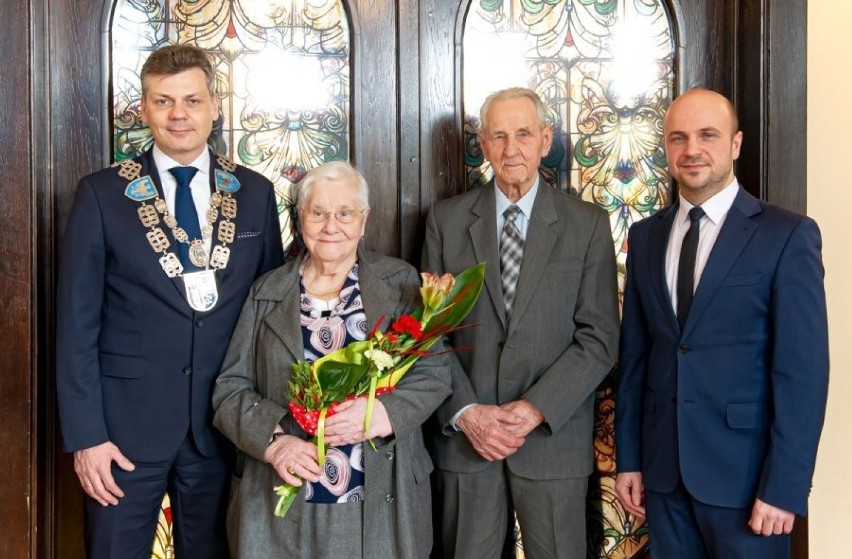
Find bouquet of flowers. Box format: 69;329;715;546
273;263;485;517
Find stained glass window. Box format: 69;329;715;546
462;2;675;558
463;0;674;294
110;0;351;249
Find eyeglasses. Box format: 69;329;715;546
300;207;367;224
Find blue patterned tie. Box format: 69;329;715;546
500;205;524;319
169;166;202;272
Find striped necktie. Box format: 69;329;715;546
500;205;524;319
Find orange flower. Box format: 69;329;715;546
420;272;455;311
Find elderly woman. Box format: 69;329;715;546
212;161;450;558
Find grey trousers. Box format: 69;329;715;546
437;462;588;559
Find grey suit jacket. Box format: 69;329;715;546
212;247;451;558
422;182;619;479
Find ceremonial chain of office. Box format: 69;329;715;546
119;155;242;279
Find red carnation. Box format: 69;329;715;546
391;314;423;339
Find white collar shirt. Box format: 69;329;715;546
665;178;740;313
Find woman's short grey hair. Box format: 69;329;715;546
479;87;548;134
297;161;370;210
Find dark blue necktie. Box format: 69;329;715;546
169;166;202;272
676;206;705;330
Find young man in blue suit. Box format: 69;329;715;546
56;45;284;558
615;88;828;558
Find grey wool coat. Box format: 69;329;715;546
212;247;451;558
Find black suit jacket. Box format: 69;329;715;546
57;149;284;461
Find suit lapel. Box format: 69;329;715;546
647;206;680;334
261;256;304;362
357;247;400;329
137;150;193;308
468;185;506;329
508;186;557;332
683;189;761;336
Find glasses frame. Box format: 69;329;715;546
299;206;368;224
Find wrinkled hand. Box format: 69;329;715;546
73;442;135;506
456;404;525;461
265;434;322;486
324;397;392;446
615;472;646;519
500;399;544;437
749;498;795;536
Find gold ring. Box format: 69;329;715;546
287;462;296;475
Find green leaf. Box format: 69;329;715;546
315;360;371;403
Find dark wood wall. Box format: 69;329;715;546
0;1;34;557
0;1;807;557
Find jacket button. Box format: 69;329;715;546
678;344;689;353
385;494;394;503
183;367;192;375
194;318;204;327
385;450;394;460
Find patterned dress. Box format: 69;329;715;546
299;261;368;504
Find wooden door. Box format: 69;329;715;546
0;0;805;557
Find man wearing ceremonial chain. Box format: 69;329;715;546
56;44;284;558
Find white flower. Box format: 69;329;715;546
364;348;394;371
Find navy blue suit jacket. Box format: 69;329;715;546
615;187;828;516
57;149;284;462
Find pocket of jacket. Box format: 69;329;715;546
99;351;148;378
726;402;767;429
412;447;434;484
720;273;762;287
230;232;262;250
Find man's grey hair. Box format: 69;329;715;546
479;87;548;133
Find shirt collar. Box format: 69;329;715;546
677;177;739;226
152;145;210;177
495;176;540;219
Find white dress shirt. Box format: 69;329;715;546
665;178;740;314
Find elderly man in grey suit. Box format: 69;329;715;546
422;87;620;558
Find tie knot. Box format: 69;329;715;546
688;206;705;223
169;166;198;188
504;205;521;223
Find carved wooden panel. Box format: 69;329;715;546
0;1;35;557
